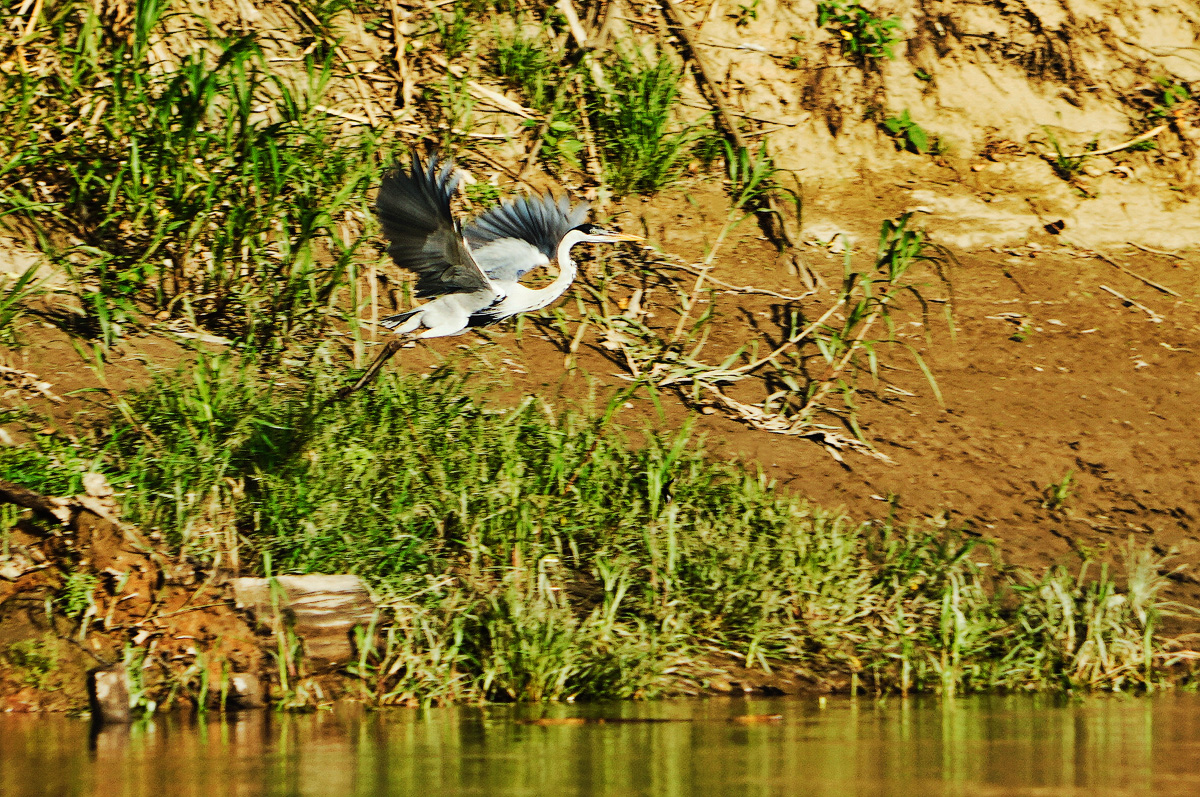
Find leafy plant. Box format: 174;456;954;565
4;638;58;690
817;0;904;61
492;22;585;169
1010;321;1032;342
493;23;562;112
57;569;99;619
1147;77;1191;120
732;0;762;27
0;2;378;348
591;49;698;195
1042;469;1075;511
465;180;503;209
0;262;43;345
883;110;940;155
1042;128;1094;181
435;3;475;61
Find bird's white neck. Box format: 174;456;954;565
524;230;585;312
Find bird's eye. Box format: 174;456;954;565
573;223;599;235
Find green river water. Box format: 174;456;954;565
3;694;1199;796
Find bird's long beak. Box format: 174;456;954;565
606;232;643;242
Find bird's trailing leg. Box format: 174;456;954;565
336;337;407;400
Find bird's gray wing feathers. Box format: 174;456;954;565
464;193;590;278
376;154;492;298
471;237;549;283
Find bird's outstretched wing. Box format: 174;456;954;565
464;193;590;281
376;153;492;299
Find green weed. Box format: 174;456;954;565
591;49;697;195
883;109;940;155
1010;321;1032;342
493;21;563;112
21;349;1156;701
1146;77;1191;121
1042;128;1094;181
465;180;503;209
817;0;904;62
57;569;99;619
492;22;585;169
435;3;475;61
732;0;762;28
1042;469;1075;511
0;1;379;348
4;638;59;690
0;262;43;345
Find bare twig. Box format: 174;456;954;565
314;104;372;125
426;52;536;118
289;4;379;126
1126;241;1188;261
728;299;846;375
1071;125;1167;158
555;0;611;93
390;1;414;109
701;387;894;464
660;0;746;151
0;365;63;403
799;304;883;419
575;72;604;195
649;252;814;302
519;120;551;179
0;478;73;525
1098;284;1164;322
1085;248;1181;297
460;148;542;191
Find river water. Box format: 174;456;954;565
4;694;1200;796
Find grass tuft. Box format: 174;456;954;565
591;49;699;195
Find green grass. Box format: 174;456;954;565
0;0;380;349
434;3;475;62
1042;128;1094;181
493;20;563;113
591;49;698;195
0;0;708;357
0;262;43;345
1042;469;1075;511
4;638;59;691
491;21;586;169
0;350;1173;703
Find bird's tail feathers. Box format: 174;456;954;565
379;308;420;330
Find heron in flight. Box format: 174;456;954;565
340;151;641;396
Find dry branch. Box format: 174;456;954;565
1125;241;1188;261
1086;248;1181;297
426;52;536;118
1098;284;1164;322
648;250;813;301
659;0;798;253
0;477;73;524
1071;125;1167;159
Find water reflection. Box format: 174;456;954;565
4;694;1200;796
